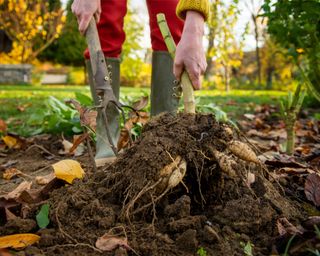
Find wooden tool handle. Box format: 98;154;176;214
85;18;102;77
156;13;196;114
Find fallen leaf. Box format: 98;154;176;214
80;109;97;131
0;120;7;133
124;111;149;131
279;167;314;175
70;134;87;156
276;218;304;236
96;234;130;251
0;160;18;172
0;234;40;249
131;96;149;112
52;159;84;184
36;204;50;229
117;129;130;151
243;113;255;120
19;178;65;204
2;168;21;180
2;135;24;149
35;173;55;185
4;181;32;200
58;139;73;155
117;111;149;151
5;208;17;221
305;173;320;206
16;103;31;112
66;99;97;131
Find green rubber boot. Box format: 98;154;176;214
150;51;181;116
86;57;120;167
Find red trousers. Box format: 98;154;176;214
84;0;184;58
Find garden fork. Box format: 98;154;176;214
85;18;133;156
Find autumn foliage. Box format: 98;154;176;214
0;0;65;64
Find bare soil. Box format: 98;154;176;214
0;113;316;256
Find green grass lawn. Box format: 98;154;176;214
0;84;315;135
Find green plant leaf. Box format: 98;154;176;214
36;203;50;229
75;92;93;106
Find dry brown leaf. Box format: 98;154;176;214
0;234;40;249
58;139;73;155
35;173;55;185
305;173;320;206
3;168;22;180
276;218;304;236
5;208;17;221
4;181;32;200
81;109;97;131
118;111;149;151
66;99;97;131
132;96;149;111
0;119;7;133
70;134;88;156
117;129;130;151
95;234;130;251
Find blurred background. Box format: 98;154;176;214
0;0;315;90
0;0;319;136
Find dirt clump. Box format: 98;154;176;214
2;113;306;255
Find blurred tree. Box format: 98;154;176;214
206;0;245;91
260;37;294;90
244;0;266;89
204;0;218;79
120;2;147;87
0;0;65;63
39;0;87;66
263;0;320;101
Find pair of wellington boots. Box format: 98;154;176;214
86;51;180;167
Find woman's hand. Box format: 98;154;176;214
71;0;101;34
174;11;207;90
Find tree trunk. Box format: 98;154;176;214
224;65;230;92
204;26;215;79
252;14;262;89
266;66;273;90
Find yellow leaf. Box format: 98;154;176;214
0;234;40;249
52;159;85;184
2;136;17;148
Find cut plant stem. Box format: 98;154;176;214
156;13;196;114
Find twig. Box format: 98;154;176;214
31;165;52;176
55;201;78;244
26;144;56;158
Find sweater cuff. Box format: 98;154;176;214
176;0;210;21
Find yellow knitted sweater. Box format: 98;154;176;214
176;0;210;21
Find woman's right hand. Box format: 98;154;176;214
71;0;101;34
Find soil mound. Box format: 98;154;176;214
11;113;305;255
